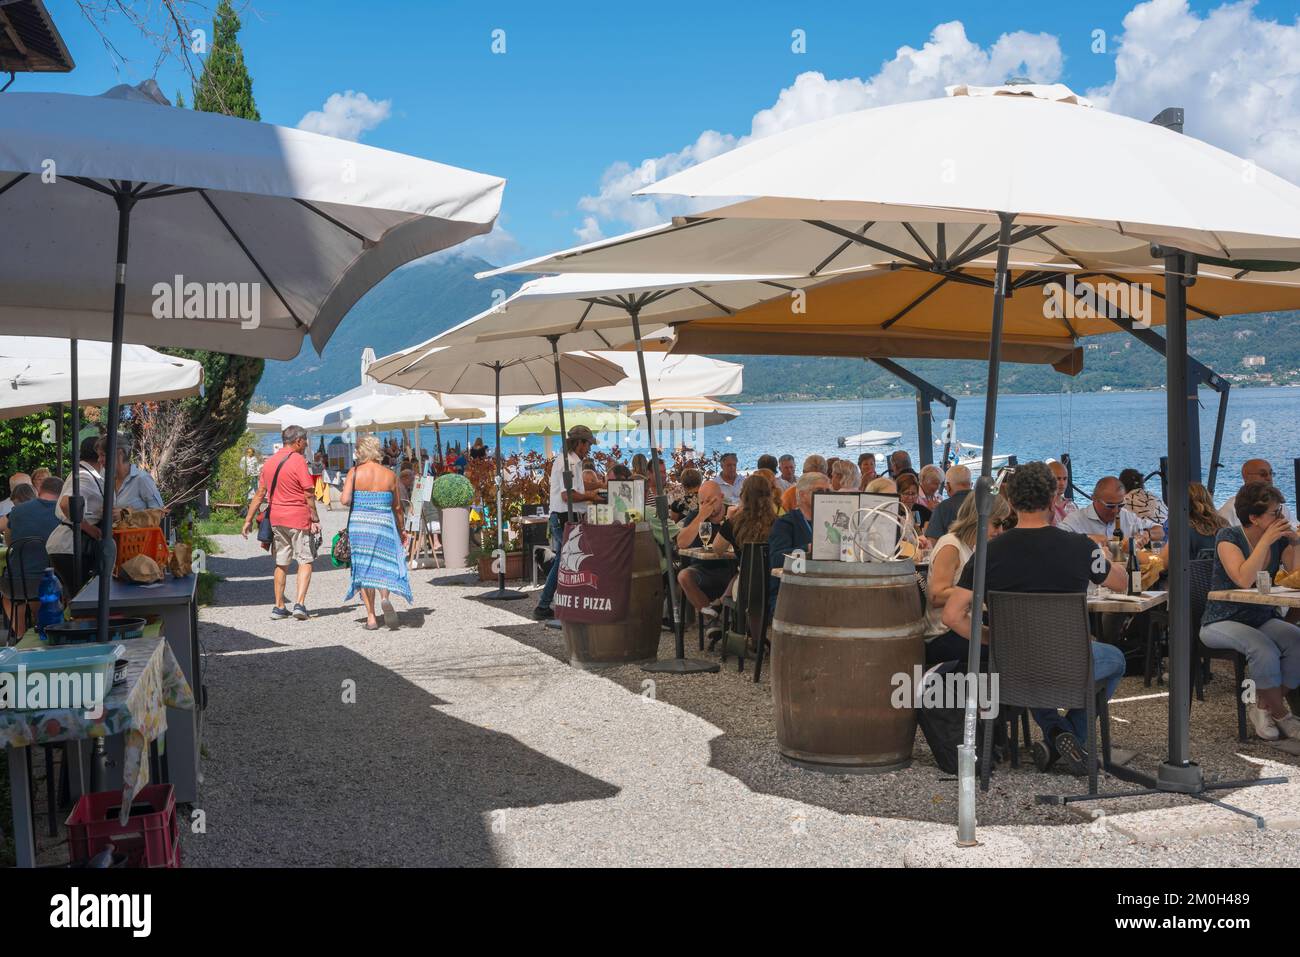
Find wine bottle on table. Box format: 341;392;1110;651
1127;537;1142;596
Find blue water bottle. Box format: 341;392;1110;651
36;568;63;640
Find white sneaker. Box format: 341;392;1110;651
700;605;719;619
1248;704;1280;741
1273;711;1300;740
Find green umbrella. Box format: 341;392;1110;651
501;398;636;439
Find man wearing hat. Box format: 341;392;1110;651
534;425;601;620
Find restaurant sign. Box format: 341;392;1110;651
554;523;634;623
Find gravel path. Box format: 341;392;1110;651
181;509;1300;867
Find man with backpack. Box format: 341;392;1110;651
242;425;320;620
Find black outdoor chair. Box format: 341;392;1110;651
1188;557;1249;742
719;542;770;681
4;536;47;644
984;591;1114;795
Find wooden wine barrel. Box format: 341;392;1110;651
563;523;663;670
771;557;925;772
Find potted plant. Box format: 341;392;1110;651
471;537;524;582
432;473;475;568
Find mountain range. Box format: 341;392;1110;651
254;257;1300;406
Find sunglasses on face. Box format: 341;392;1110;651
1097;500;1124;510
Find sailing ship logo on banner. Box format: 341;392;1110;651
557;526;598;588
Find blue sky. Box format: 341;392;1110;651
30;0;1300;261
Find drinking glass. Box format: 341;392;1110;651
699;521;713;548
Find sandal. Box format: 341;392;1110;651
363;621;381;631
381;599;398;630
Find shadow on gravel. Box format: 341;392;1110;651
488;623;572;667
186;642;619;866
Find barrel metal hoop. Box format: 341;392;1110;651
772;620;927;639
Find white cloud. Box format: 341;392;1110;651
297;90;393;141
574;20;1062;238
1087;0;1300;184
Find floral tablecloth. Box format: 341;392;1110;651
0;637;194;824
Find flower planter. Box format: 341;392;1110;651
476;550;524;582
440;507;471;569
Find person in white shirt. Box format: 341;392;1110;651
715;452;744;505
1219;459;1297;528
774;454;797;492
47;437;106;589
1048;460;1079;526
1060;475;1158;544
533;425;601;620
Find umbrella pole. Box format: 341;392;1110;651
956;212;1014;846
69;341;82;596
480;362;526;600
1156;248;1204;793
631;302;719;676
96;188;136;644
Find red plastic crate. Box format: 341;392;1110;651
65;784;181;868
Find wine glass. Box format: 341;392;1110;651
699;521;713;549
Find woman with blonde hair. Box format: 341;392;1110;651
341;434;412;630
924;492;1013;663
1188;481;1227;558
830;458;860;492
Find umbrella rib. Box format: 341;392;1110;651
901;222;937;264
687;287;735;315
953;224;1055;267
880;276;948;330
293;199;372;245
197;189;306;329
572;301;596;332
0;172;28;198
947;223;988;262
810;222;875;276
64;176;118;198
138;186;199;199
1036;233;1090;269
1101;272;1220;321
804;220;933;269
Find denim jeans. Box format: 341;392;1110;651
1032;640;1126;741
536;512;567;610
1200;617;1300;690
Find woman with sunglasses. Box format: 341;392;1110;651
922;491;1012;666
1201;481;1300;740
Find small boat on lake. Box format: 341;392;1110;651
838;429;902;448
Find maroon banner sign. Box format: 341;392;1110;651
554;522;635;623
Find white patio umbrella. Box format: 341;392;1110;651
245;402;315;434
579;352;742;402
0;80;504;643
0;336;202;419
627;395;741;428
483;85;1300;837
369;338;626;601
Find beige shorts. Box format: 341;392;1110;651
272;526;314;566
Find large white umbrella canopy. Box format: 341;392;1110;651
483;87;1300;280
0;83;506;358
245;402;314;434
0;335;201;419
368;341;628;396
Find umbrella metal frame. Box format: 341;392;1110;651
867;357;957;468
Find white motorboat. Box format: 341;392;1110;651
838;429;902;448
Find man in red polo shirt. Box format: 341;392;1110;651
241;425;320;620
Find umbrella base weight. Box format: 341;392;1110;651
641;657;720;675
1157;760;1205;794
478;587;528;601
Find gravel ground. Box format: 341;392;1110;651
176;508;1300;867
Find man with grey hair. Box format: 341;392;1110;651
925;464;972;539
0;472;31;520
775;454;797;491
768;471;831;614
780;454;830;511
242;425;319;620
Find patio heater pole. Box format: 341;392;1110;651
480;361;526;601
1156;247;1204;793
96;186;136;645
957;211;1015;846
633;298;718;675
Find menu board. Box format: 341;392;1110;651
810;491;903;561
606;480;645;524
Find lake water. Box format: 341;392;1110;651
382;385;1300;509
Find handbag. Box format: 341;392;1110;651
257;454;291;547
330;472;357;567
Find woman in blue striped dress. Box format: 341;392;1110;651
341;435;413;630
